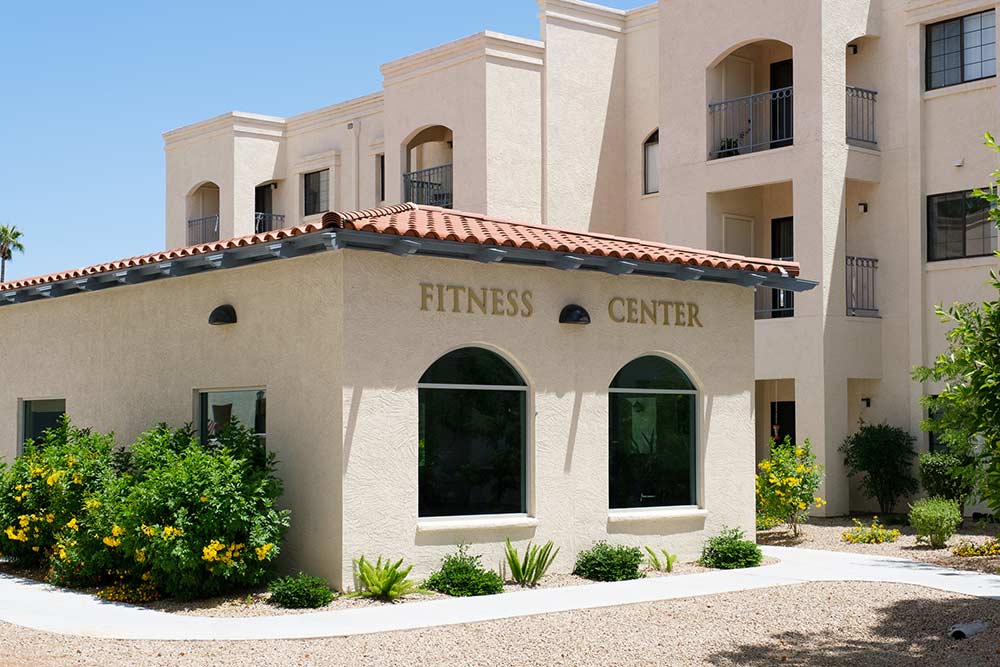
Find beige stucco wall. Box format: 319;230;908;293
0;255;345;585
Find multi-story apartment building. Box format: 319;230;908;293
163;0;1000;516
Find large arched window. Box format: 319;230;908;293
643;130;659;195
609;356;696;509
418;348;527;518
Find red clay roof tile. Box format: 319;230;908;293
0;203;798;292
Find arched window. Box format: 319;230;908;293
609;356;696;509
643;130;659;195
418;348;527;518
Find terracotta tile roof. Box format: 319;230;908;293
0;203;799;292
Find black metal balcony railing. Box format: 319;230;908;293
187;215;220;245
846;86;878;147
754;257;795;320
403;164;453;208
708;87;793;160
847;256;879;317
254;212;286;234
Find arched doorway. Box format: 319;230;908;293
402;125;453;208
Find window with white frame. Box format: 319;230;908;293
303;169;329;216
609;356;696;509
643;130;660;195
21;399;66;449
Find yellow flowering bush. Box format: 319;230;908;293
952;538;1000;557
841;517;901;544
755;437;825;536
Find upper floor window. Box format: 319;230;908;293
303;169;329;216
926;10;996;90
21;399;66;450
643;130;659;195
927;189;996;261
376;154;386;203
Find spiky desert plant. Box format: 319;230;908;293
504;537;559;587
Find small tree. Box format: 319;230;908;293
756;437;825;536
0;224;25;283
840;422;918;514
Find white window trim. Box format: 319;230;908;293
416;514;539;533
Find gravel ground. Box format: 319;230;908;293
0;581;996;666
758;517;1000;574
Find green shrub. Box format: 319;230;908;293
840;423;919;515
756;437;825;536
909;497;962;549
919;452;974;512
504;538;559;587
425;545;504;596
644;546;678;573
572;542;643;582
699;528;762;569
840;517;900;544
755;512;782;531
352;556;424;602
0;416;116;567
268;573;336;609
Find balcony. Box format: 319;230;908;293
403;164;453;208
708;87;793;160
254;212;286;234
846;256;879;317
846;86;878;147
187;215;219;246
755;257;795;320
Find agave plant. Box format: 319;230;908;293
504;538;559;587
644;546;679;573
351;555;425;602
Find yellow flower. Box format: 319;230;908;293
141;524;156;536
66;518;79;531
56;545;67;561
798;502;807;510
84;499;101;510
72;473;83;485
134;549;146;563
255;543;274;561
111;524;125;537
46;470;66;486
31;546;39;552
202;539;226;562
161;526;183;541
795;448;805;457
102;536;121;548
18;515;30;528
45;513;54;523
29;465;45;477
199;496;208;503
5;526;27;542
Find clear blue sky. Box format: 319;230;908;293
0;0;637;282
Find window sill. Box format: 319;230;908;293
641;192;660;200
925;255;1000;272
416;515;539;533
923;77;996;101
607;508;707;524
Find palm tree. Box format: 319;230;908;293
0;225;25;283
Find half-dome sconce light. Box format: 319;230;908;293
208;304;238;326
559;304;591;325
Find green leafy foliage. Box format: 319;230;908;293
919;452;975;513
644;546;678;573
756;437;825;536
840;517;901;544
425;545;504;596
572;542;643;582
909;497;963;549
504;538;559;587
699;528;762;569
352;555;424;602
268;573;336;609
840;423;919;515
0;417;290;601
755;512;782;531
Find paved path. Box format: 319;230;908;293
2;546;1000;641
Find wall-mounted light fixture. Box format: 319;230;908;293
208;304;238;326
954;157;965;168
848;43;859;55
559;304;591;325
858;202;869;214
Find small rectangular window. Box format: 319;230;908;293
22;399;66;449
376;154;385;203
303;169;329;216
643;131;659;195
927;10;996;90
198;390;266;445
927;189;997;261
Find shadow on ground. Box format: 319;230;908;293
707;596;1000;666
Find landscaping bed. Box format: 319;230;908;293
758;516;1000;573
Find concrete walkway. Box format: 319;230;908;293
2;546;1000;641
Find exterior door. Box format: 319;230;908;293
770;401;796;444
770;59;793;148
771;217;794;317
723;215;754;257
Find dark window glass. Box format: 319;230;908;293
418;348;526;518
303;169;329;216
643;130;659;195
609;357;696;509
927;395;947;453
199;390;266;445
377;154;386;202
22;399;65;448
928;189;997;260
927;10;996;90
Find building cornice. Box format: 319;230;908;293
624;3;658;33
162;112;287;147
286;92;385;136
904;0;995;24
381;32;544;87
539;0;627;36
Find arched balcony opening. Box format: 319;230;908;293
254;181;285;233
403;125;453;208
185;182;220;245
707;40;793;160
